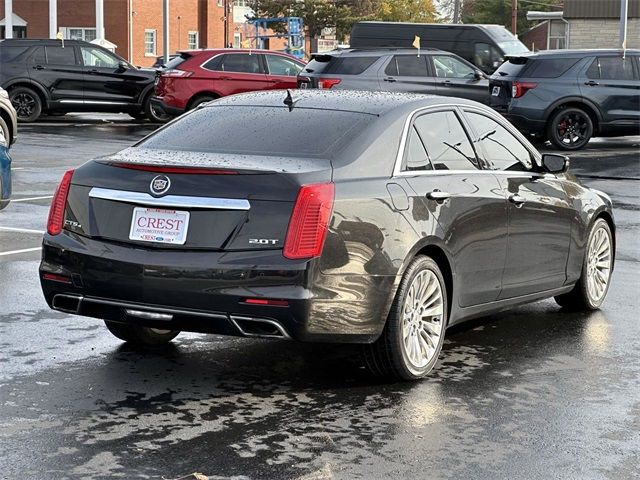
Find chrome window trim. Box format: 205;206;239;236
89;187;251;210
392;102;543;178
199;52;265;75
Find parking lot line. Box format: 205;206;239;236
12;167;25;171
0;247;42;257
0;227;46;234
11;195;53;203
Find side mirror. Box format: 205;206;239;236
474;70;485;80
117;61;129;71
542;153;569;174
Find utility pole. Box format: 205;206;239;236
223;0;229;48
96;0;104;40
4;0;12;39
49;0;57;39
453;0;461;24
163;0;170;64
511;0;518;35
620;0;629;49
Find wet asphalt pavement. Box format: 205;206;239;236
0;114;639;480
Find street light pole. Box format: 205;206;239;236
4;0;13;39
620;0;629;49
223;0;229;48
511;0;518;35
96;0;104;40
49;0;57;39
163;0;170;64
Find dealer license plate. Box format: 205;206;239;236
491;86;501;96
129;207;190;245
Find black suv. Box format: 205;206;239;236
298;48;489;104
490;49;640;150
0;39;167;122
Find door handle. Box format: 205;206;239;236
443;80;452;85
88;68;99;73
509;194;526;207
426;190;451;202
383;76;397;83
32;65;45;70
584;80;599;86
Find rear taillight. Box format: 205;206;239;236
47;169;74;235
512;81;537;98
283;183;335;260
318;78;341;89
162;69;193;78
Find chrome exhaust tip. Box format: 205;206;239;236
52;294;83;314
230;316;291;339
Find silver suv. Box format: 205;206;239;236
298;48;489;104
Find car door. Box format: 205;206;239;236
579;54;640;129
398;108;508;307
378;54;437;95
79;45;146;105
462;108;573;298
430;54;489;104
40;45;84;102
201;53;270;96
264;54;304;90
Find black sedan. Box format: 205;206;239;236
40;91;615;380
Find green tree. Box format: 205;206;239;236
376;0;438;23
461;0;562;35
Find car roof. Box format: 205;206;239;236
312;47;443;57
0;38;93;46
207;89;481;116
509;48;640;58
179;48;298;56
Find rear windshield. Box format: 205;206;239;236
164;53;190;70
524;58;580;78
139;106;371;158
304;55;377;75
494;57;528;77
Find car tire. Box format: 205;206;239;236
188;96;216;110
0;117;9;148
104;320;180;346
363;256;447;381
554;218;613;311
547;107;593;151
9;86;42;123
143;95;171;123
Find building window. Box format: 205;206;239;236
188;31;199;50
62;27;96;42
233;33;241;48
234;0;248;6
548;20;567;50
144;29;156;56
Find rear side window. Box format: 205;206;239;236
404;127;432;171
494;57;528;77
46;46;77;65
0;46;29;62
140;106;370;158
413;111;478;170
204;53;262;74
587;57;635;80
325;56;377;75
385;55;428;77
524;58;580;78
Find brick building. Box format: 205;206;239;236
0;0;259;67
521;0;640;51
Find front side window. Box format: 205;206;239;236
45;46;77;65
266;55;302;76
432;55;475;79
413;111;478;170
465;111;531;171
144;29;156;56
385;55;428;77
80;47;120;68
587;57;635;80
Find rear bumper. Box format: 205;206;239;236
40;232;392;343
150;96;184;117
502;112;546;134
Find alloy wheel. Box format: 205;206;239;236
586;225;612;304
12;93;36;119
556;111;589;147
401;269;444;370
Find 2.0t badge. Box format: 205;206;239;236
150;175;171;196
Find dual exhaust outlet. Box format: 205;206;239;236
51;294;290;339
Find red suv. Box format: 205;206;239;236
152;49;305;117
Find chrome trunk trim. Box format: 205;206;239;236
89;187;251;210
